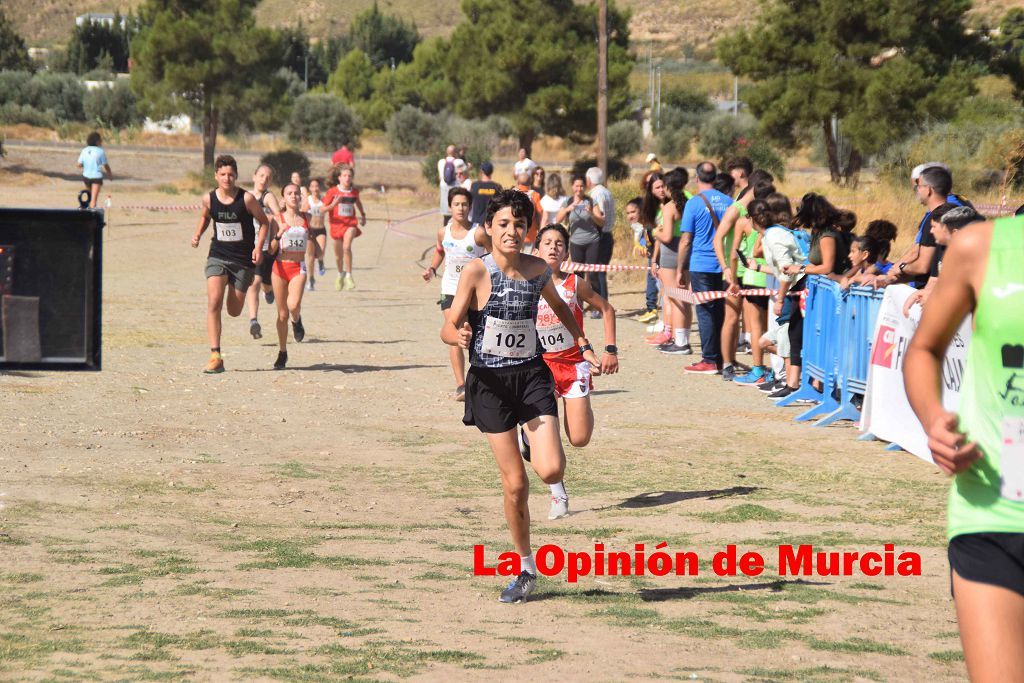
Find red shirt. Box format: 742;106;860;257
331;146;354;166
324;186;360;227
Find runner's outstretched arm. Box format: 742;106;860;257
905;225;986;475
575;276;618;375
441;259;483;348
423;226;446;281
191;195;212;248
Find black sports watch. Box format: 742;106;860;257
605;345;618;355
579;343;594;354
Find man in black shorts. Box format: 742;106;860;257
191;155;270;373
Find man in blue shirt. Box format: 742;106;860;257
677;161;733;374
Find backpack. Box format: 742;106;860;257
767;224;810;259
442;158;456;185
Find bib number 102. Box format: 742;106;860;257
494;332;526;349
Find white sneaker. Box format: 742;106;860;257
548;496;569;520
646;319;664;334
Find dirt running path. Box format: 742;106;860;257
1;163;964;681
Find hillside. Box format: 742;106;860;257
8;0;1020;58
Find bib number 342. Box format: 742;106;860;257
481;317;536;359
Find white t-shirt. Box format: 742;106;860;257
540;194;569;223
513;157;537;179
589;184;616;234
437;156;455;215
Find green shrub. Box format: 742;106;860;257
21;72;85;122
287;93;362;150
0;103;56;127
698;112;784;179
259;149;312;186
386;105;446;155
607;120;642;159
84;80;140;128
570;157;631;182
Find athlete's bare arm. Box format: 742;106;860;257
355;197;367;226
423;226;446;281
676;232;693;287
191;193;212;248
243;191;270;265
575;276;618;375
539;279;601;374
476;227;492;253
441;259;485;348
714;204;740;283
905;222;991;475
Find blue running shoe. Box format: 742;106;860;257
734;365;768;387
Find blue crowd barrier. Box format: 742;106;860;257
775;275;884;428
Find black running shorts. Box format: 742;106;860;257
949;532;1024;598
440;295;454;311
257;250;273;282
746;294;769;310
463;358;558;434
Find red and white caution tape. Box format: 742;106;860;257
561;262;649;273
664;286;805;305
115;203;202;212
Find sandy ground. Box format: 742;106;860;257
0;147;966;682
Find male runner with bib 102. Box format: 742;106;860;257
441;189;601;603
191;155;270;373
423;187;491;400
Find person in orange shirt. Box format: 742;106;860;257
513;170;543;250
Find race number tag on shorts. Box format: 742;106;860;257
1000;417;1024;501
537;320;573;352
481;317;536;359
338;203;355;218
215;221;242;242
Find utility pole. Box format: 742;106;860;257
597;0;608;176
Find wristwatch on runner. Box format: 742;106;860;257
605;345;618;355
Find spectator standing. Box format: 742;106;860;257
587;167;616;307
677;161;733;373
437;144;457;227
469;162;502;227
725;156;753;198
531;166;546;197
77;132;112;209
558;176;602;297
540;173;569;226
331;144;355;168
513;148;537;179
880;163;961;288
454;160;472;191
902;205;984;315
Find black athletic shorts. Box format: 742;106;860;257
309;227;327;239
746;294;769;310
463;357;558;434
949;532;1024;598
83;176;102;188
440;295;454;311
257;250;273;281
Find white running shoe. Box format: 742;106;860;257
548;496;569;520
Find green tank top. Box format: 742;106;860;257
740;229;767;287
948;215;1024;539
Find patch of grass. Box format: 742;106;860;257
589;605;660;628
223;640;296;656
268;462;320;479
665;618;745;640
220;608;297;619
929;649;965;663
235;628;275;638
730;604;827;624
227;537;387;571
805;637;908;656
0;632;87;663
2;572;43;584
121;629;220;651
695;504;791;522
849;582;885;590
504;635;545;644
741;665;883;681
173;581;254;598
412;570;453;581
45;548;94;565
0;534;29;546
